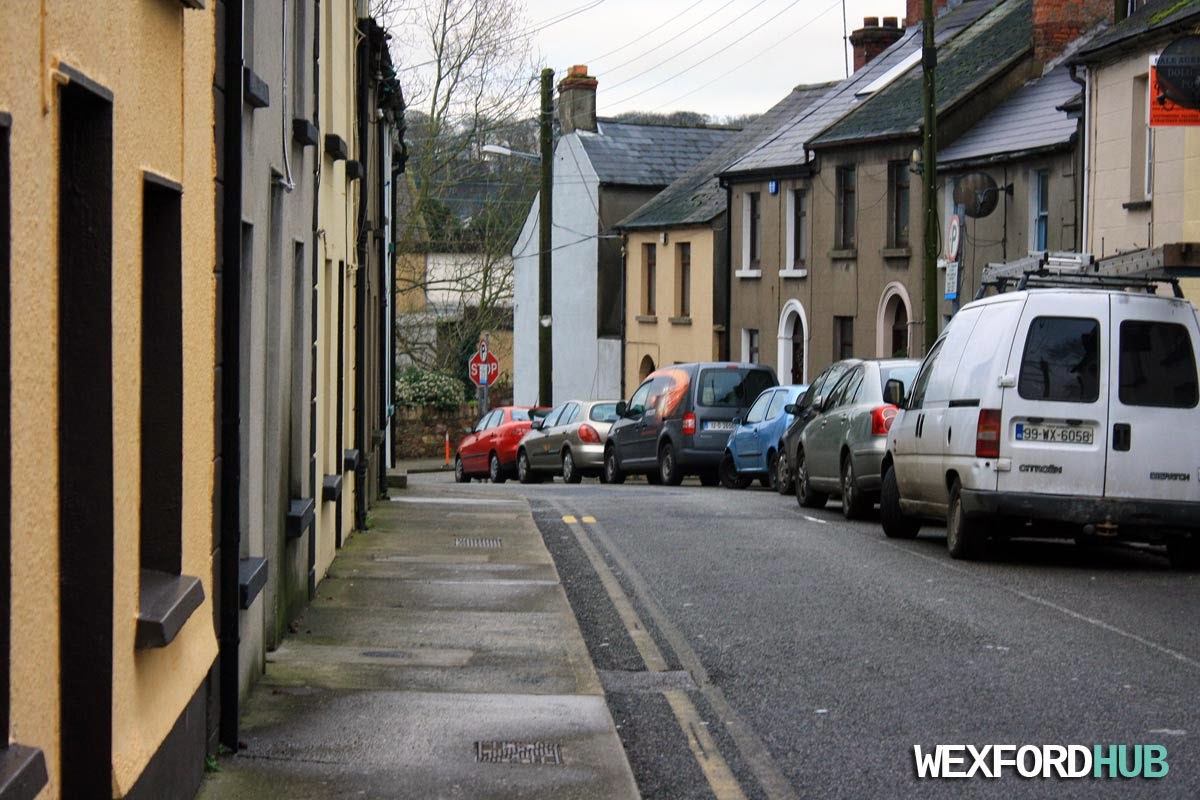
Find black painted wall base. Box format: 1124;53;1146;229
123;676;208;800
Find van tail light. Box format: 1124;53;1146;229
976;409;1002;458
578;424;601;444
682;412;697;435
870;405;898;436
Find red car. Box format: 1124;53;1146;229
455;406;547;483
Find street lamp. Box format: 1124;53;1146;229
481;144;540;162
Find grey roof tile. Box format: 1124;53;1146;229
577;120;738;187
938;64;1078;165
616;82;835;229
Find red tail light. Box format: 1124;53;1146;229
578;424;601;443
976;409;1002;458
682;412;697;435
870;405;898;436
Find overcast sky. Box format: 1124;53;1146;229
524;0;908;119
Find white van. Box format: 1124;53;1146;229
878;280;1200;567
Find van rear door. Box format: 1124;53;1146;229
1104;294;1200;502
997;293;1109;498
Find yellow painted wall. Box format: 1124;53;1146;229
624;228;718;393
2;1;218;795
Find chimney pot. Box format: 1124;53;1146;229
557;64;598;134
883;16;898;28
850;14;905;73
864;16;879;27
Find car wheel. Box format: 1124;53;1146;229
719;452;750;489
603;446;626;485
879;463;919;539
489;452;507;484
659;442;683;486
454;455;467;483
840;454;871;520
1167;536;1200;570
562;449;583;484
517;450;539;484
946;478;986;559
766;450;780;492
776;451;794;495
794;448;828;509
698;469;720;487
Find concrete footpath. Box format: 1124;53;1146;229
198;481;640;799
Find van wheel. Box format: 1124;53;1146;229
454;455;467;483
517;450;540;484
880;464;919;539
1167;537;1200;570
603;446;626;485
795;449;828;509
946;478;986;559
698;469;720;487
659;443;683;486
489;452;507;484
841;455;871;520
776;451;794;495
719;453;751;489
562;449;583;484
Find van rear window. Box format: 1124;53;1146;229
1119;321;1198;408
1018;317;1100;403
697;368;775;408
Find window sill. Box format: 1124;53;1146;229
635;314;658;324
239;557;269;610
1122;199;1151;211
669;316;692;325
830;248;857;260
322;473;343;502
287;497;315;538
136;570;205;650
0;745;48;800
779;268;808;278
882;246;911;259
734;269;762;279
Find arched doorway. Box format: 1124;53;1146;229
876;282;913;358
776;299;808;384
638;355;656;382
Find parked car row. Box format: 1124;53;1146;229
451;281;1200;568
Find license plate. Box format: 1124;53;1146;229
1014;423;1094;445
704;421;735;431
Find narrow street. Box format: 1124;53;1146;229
412;470;1200;798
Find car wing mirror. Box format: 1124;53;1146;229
530;419;543;430
615;401;628;417
883;379;905;407
783;403;798;415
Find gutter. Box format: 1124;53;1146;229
937;140;1076;172
719;176;732;360
354;18;369;531
308;0;321;596
1070;63;1089;252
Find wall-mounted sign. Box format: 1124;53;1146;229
1150;45;1200;127
768;179;779;195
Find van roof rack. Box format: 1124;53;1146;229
977;249;1186;299
1018;271;1182;297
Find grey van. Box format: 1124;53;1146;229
605;362;777;486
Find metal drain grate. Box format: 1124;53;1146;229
475;741;562;765
455;536;502;549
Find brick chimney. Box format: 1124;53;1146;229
557;65;598;134
849;16;904;72
905;0;948;27
1033;0;1111;65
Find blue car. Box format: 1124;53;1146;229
719;384;808;491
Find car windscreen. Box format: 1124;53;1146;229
878;365;918;398
510;409;532;422
697;368;776;409
589;403;619;422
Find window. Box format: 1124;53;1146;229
908;339;945;410
1131;74;1152;201
788;188;808;269
745;391;772;424
835;166;856;249
748;192;762;266
697;368;775;408
628;381;653;416
642;243;656;315
1018;317;1100;403
1033;169;1049;251
766;390;790;420
293;0;307;117
509;409;534;422
561;403;581;425
834;316;854;360
675;242;691;318
1119;321;1197;408
888;161;910;247
541;404;567;429
743;328;760;363
590;403;620;422
879;364;919;397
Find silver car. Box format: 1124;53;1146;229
794;359;920;519
516;400;622;483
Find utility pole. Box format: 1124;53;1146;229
538;68;554;407
921;0;939;352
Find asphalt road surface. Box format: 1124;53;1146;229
413;470;1200;799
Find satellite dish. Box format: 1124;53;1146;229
954;172;999;218
1156;36;1200;110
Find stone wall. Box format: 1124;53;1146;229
393;385;515;459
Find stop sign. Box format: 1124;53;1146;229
468;338;499;387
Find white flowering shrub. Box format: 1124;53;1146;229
394;368;465;411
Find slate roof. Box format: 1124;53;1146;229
1074;0;1200;61
615;82;835;230
811;0;1032;147
577;120;739;187
938;64;1078;167
722;0;1000;176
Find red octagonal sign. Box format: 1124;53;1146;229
468;338;500;387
